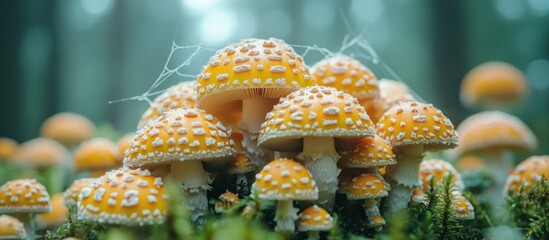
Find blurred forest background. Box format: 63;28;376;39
1;0;548;156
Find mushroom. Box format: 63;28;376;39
419;159;464;192
0;138;18;160
504;155;548;196
63;178;96;208
0;214;26;240
452;111;537;204
14;138;69;194
228;131;256;195
252;158;318;232
460;62;528;110
451;192;475;220
0;179;51;240
40;112;95;148
116;133;135;157
259;86;375;211
369;79;416;123
123;108;235;223
376;101;458;213
137;81;196;129
311;55;379;117
297;205;334;240
195;38;316;169
74;138;122;178
214;190;240;214
347;173;390;227
77;168;168;226
37;194;67;230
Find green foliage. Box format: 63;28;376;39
507;177;549;239
45;206;104;240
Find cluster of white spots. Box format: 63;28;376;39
347;174;388;200
341;136;396;168
252;159;318;200
0;179;52;212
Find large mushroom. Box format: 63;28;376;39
40;112;95;148
123;108;235;223
15;138;69;194
0;179;51;240
452;111;537;204
311;55;379;117
377;101;458;213
0;214;26;240
504;155;548;196
77;168;168;226
74;138;122;178
252;158;318;232
195;38;316;169
137;81;196;129
259;86;375;211
460;62;528;110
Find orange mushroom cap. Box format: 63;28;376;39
368;79;415;123
63;178;96;207
347;173;389;200
419;159;464;191
0;138;18;160
117;134;135;157
74;138;121;172
0;214;26;239
504;155;549;195
252;158;318;200
453;111;537;156
123;108;235;168
37;194;67;228
40;112;95;147
460;62;528;109
376;101;458;151
77;168;168;226
311;55;379;101
259;86;375;152
451;192;475;220
455;155;486;171
229;154;255;174
214;190;240;213
195;38;316;112
14;138;68;168
138;81;196;129
297;205;334;232
0;179;51;213
340;136;396;168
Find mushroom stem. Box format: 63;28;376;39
171;160;212;224
483;150;511;206
307;231;320;240
383;144;424;213
363;198;384;226
274;200;299;232
17;213;33;240
240;98;277;169
297;137;340;212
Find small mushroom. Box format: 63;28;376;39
0;214;26;240
347;173;390;227
419;159;464;192
77;168;168;226
214;190;239;214
460;62;528;110
123;108;235;224
297;205;334;240
504;155;548;196
0;179;51;240
259;86;375;211
40;112;95;148
252;158;318;232
0;138;18;160
451;192;475;220
376;101;458;213
74;138;122;178
196;38;316;169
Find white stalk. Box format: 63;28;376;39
17;213;33;240
240;98;277;169
297;137;340;212
483;150;511;206
171;160;212;224
383;144;424;213
307;231;320;240
275;200;299;232
363;198;384;226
